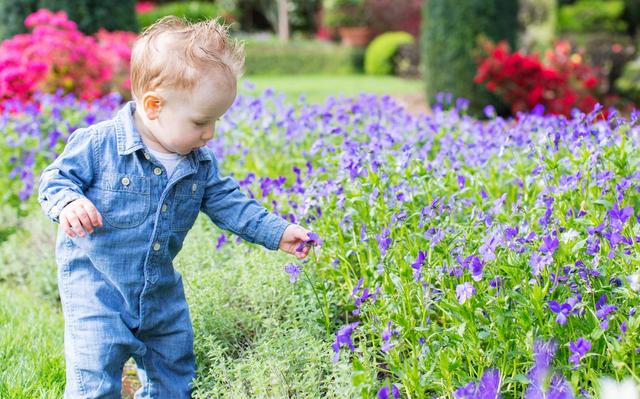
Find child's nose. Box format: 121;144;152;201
202;125;214;140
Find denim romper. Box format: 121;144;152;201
38;101;290;398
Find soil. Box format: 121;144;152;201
392;92;431;116
121;359;141;398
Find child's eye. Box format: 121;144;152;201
194;121;209;127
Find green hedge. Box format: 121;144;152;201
364;31;414;75
422;0;517;115
615;56;640;103
0;0;137;40
137;1;223;31
243;39;362;75
558;0;627;33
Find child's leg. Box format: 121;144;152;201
59;260;146;398
132;282;196;398
131;324;196;399
62;315;143;398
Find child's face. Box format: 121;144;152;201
143;75;236;155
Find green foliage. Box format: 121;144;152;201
615;56;640;103
0;286;65;398
622;0;640;35
422;0;517;115
0;208;59;304
244;39;362;75
177;219;356;397
364;31;414;75
0;209;354;397
0;0;137;40
137;1;223;31
322;0;367;28
558;0;627;33
519;0;558;52
0;0;37;40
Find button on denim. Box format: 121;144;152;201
38;101;290;398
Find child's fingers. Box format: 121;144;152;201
80;201;103;227
60;214;76;237
73;207;94;234
65;211;85;237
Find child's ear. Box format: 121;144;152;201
142;92;163;120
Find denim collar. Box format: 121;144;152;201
115;101;212;162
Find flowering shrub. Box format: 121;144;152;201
475;39;601;116
95;29;138;97
6;84;640;396
135;1;158;14
203;89;640;397
0;9;137;105
0;91;121;214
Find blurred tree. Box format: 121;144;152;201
422;0;518;115
236;0;320;34
519;0;557;51
0;0;38;40
622;0;640;37
277;0;289;41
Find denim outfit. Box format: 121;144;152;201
38;101;290;398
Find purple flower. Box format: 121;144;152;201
295;231;323;252
608;202;634;231
526;339;574;399
458;174;466;189
568;337;591;366
530;252;553;276
411;250;426;281
548;300;572;325
381;321;399;352
539;234;559;254
456;282;476;304
454;368;501;399
216;233;227;249
284;263;303;283
595;294;617;330
332;322;360;363
376;227;393;256
377;384;400;399
484;105;496;118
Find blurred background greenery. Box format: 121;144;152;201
3;0;640;115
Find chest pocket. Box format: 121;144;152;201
99;173;150;228
172;179;205;231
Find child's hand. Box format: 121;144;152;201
279;224;318;260
59;198;103;237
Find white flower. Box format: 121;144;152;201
560;228;579;243
627;273;640;292
600;377;639;399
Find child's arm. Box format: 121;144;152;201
38;128;100;232
201;155;293;251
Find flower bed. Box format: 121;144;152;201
4;86;640;396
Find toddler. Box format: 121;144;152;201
38;16;312;398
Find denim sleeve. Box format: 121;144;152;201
201;155;290;251
38;127;96;223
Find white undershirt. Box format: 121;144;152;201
147;147;186;178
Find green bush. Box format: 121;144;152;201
244;39;362;75
615;56;640;103
558;0;627;33
364;31;414;75
422;0;517;115
623;0;640;35
0;0;137;40
137;1;222;31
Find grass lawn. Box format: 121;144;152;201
241;74;424;104
0;286;65;398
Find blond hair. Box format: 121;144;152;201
130;16;244;100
